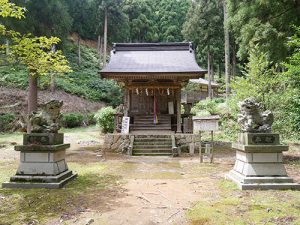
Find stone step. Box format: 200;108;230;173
134;141;172;145
133;152;172;156
131;127;171;131
134;121;170;124
133;145;172;149
133;149;172;154
132;124;171;127
134;135;172;138
134;118;171;121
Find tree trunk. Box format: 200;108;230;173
27;74;38;133
50;74;55;93
224;0;231;100
50;45;56;93
232;42;237;77
207;51;213;100
103;8;108;66
211;55;214;82
99;36;103;67
77;35;81;65
97;35;101;53
5;39;9;55
218;62;222;79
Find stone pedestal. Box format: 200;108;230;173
226;133;300;190
2;133;77;189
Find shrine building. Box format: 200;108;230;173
101;42;207;134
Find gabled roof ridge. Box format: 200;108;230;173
113;42;194;52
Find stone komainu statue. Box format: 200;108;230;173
30;100;63;133
237;98;274;133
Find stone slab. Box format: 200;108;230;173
232;143;288;153
16;159;67;175
2;172;77;189
238;133;280;145
225;171;300;190
236;151;283;163
15;144;70;152
233;159;287;176
10;170;74;183
23;133;64;145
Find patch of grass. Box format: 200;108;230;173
187;188;300;225
218;180;240;192
0;132;23;144
61;125;99;133
0;162;121;225
187;197;245;225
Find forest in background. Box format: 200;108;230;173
1;0;300;139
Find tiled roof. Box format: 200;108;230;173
189;78;220;87
101;43;207;74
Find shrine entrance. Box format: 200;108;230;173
100;42;207;133
130;88;175;115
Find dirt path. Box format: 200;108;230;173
1;130;300;225
62;156;229;225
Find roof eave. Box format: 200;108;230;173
100;71;207;80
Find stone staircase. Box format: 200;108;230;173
130;115;171;132
132;135;173;156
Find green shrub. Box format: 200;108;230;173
85;112;96;125
62;113;84;128
191;98;225;116
94;107;116;133
0;113;16;132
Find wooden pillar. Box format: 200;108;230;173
124;88;129;117
176;89;182;133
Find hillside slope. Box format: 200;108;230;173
0;86;105;115
0;40;122;109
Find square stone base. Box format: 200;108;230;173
17;149;68;175
226;170;300;190
2;170;77;189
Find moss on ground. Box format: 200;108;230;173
0;162;121;225
187;180;300;225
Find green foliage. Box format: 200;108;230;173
0;41;123;106
57;42;122;106
85;112;97;126
3;0;72;42
228;0;300;62
0;0;25;19
227;45;299;139
182;0;224;65
0;113;15;132
191;98;226;116
94;106;116;133
62;113;84;128
284;26;300;86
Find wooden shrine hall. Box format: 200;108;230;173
101;42;207;133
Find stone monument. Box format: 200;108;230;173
226;98;300;190
2;100;77;189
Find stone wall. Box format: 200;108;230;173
174;134;201;153
103;134;130;153
104;133;208;154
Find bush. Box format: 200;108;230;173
191;98;225;116
62;113;84;128
85;112;96;125
0;113;16;132
94;107;116;133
